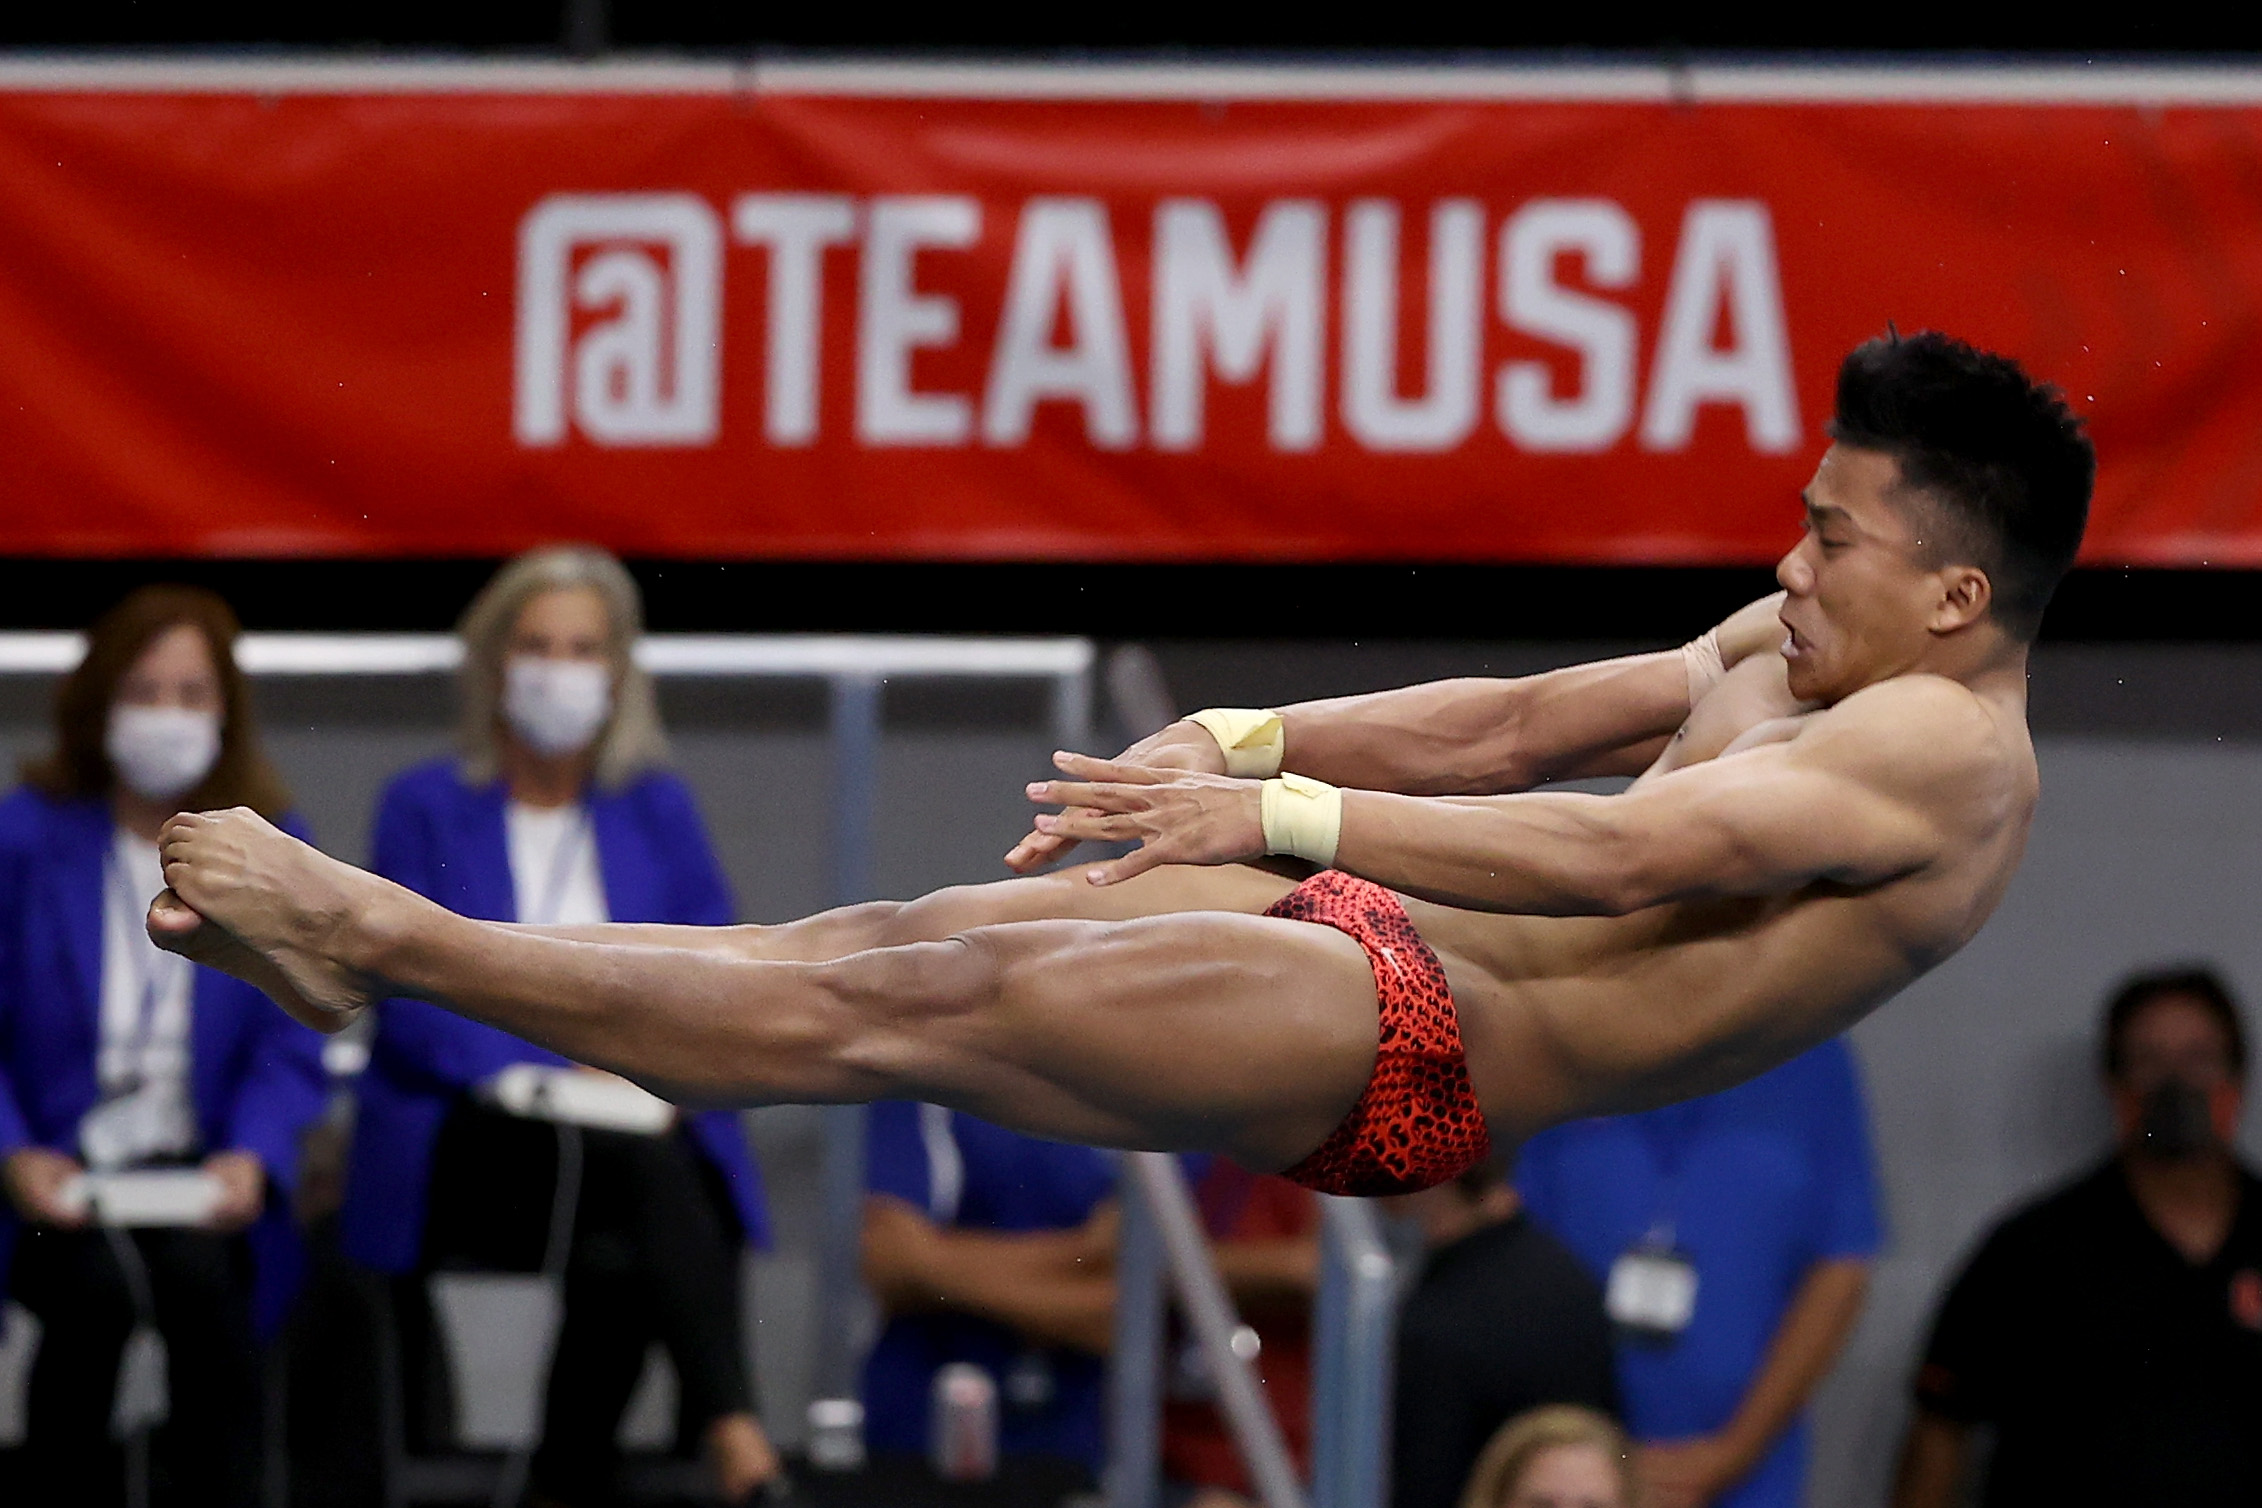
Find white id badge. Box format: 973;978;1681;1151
1606;1247;1698;1341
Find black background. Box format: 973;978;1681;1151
0;560;2242;642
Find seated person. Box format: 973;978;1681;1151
866;1106;1325;1503
1162;1159;1321;1508
1517;1039;1881;1508
1389;1152;1618;1508
1893;966;2262;1508
1458;1406;1639;1508
0;587;326;1505
338;548;775;1504
861;1100;1118;1478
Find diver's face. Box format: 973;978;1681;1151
1774;444;1957;703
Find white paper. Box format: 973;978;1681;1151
486;1064;675;1135
60;1170;221;1228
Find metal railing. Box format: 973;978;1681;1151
1105;1154;1400;1508
1310;1196;1399;1508
791;639;1093;1455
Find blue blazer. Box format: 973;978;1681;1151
0;788;328;1336
340;759;770;1273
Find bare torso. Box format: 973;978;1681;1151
1410;651;2035;1140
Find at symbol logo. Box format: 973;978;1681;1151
514;193;721;447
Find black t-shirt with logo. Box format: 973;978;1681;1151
1915;1158;2262;1506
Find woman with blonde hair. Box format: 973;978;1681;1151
338;546;778;1505
1461;1405;1641;1508
0;585;326;1504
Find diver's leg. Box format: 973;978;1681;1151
156;810;1375;1169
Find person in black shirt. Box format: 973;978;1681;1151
1892;966;2262;1508
1390;1153;1619;1508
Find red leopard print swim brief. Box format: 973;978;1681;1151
1268;870;1493;1197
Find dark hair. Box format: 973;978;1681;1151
21;585;292;819
1827;330;2095;640
2100;966;2248;1080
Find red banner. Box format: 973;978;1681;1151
0;63;2257;564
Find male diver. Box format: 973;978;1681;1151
144;331;2092;1196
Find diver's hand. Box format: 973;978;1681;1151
1025;752;1264;886
1004;722;1230;872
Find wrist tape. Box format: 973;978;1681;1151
1260;773;1342;867
1187;707;1286;779
1682;629;1726;709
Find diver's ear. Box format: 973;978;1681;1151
1931;565;1992;634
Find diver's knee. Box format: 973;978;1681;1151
793;934;1004;1096
816;931;1001;1021
834;899;908;947
883;869;1109;947
877;886;996;948
766;898;906;958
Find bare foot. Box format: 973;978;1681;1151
147;889;352;1033
705;1411;782;1503
148;808;387;1033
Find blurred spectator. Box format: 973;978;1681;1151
861;1101;1118;1479
1390;1151;1618;1508
863;1110;1323;1503
1457;1405;1639;1508
1162;1159;1321;1508
1892;967;2262;1507
0;586;327;1505
1519;1040;1881;1508
338;547;776;1504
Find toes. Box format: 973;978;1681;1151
145;889;203;939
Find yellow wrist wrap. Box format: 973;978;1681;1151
1187;707;1286;779
1260;773;1342;867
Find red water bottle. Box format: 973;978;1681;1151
929;1362;999;1482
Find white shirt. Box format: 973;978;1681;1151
505;801;609;927
83;828;199;1169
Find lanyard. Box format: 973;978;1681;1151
1607;1100;1708;1344
521;807;594;927
101;848;185;1096
1635;1098;1708;1252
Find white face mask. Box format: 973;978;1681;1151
105;705;222;802
503;657;614;757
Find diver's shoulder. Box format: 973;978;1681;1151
1816;674;2033;807
1825;672;2004;745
